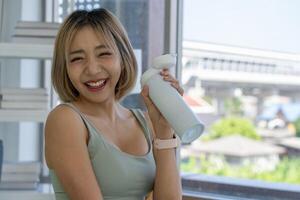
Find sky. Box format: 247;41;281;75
183;0;300;54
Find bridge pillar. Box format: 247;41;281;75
207;89;231;116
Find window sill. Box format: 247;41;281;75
182;173;300;200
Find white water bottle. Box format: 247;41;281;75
141;54;204;143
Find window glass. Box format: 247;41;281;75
181;0;300;187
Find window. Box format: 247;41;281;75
180;0;300;198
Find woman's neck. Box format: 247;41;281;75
73;97;126;123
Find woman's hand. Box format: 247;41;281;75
141;68;184;139
160;68;184;96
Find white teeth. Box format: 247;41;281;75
86;80;105;87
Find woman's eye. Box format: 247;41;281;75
70;57;83;63
98;52;112;57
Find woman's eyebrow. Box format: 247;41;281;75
69;45;109;56
69;49;84;56
95;44;109;50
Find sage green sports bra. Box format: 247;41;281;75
49;103;156;200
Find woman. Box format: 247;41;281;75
45;8;182;200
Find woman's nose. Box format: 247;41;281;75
85;57;102;75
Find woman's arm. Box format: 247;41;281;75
141;69;183;200
45;105;103;200
144;111;182;200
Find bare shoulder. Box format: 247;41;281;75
46;104;81;127
45;104;87;168
45;104;86;142
45;105;102;199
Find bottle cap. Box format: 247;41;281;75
140;68;159;87
152;54;177;69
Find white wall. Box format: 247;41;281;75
0;0;22;162
18;0;44;161
0;0;44;162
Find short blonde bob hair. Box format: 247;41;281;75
52;8;137;102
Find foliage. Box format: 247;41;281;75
181;156;300;185
293;118;300;137
224;97;243;116
204;116;260;140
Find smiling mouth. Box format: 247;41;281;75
84;79;108;91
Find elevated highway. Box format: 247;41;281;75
182;41;300;96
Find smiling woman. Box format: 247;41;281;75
52;9;136;102
66;26;122;104
45;8;182;200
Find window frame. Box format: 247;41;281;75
182;173;300;200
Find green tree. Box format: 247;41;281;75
205;117;260;140
181;156;300;185
293;117;300;137
224;97;243;116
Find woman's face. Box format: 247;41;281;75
67;26;121;104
